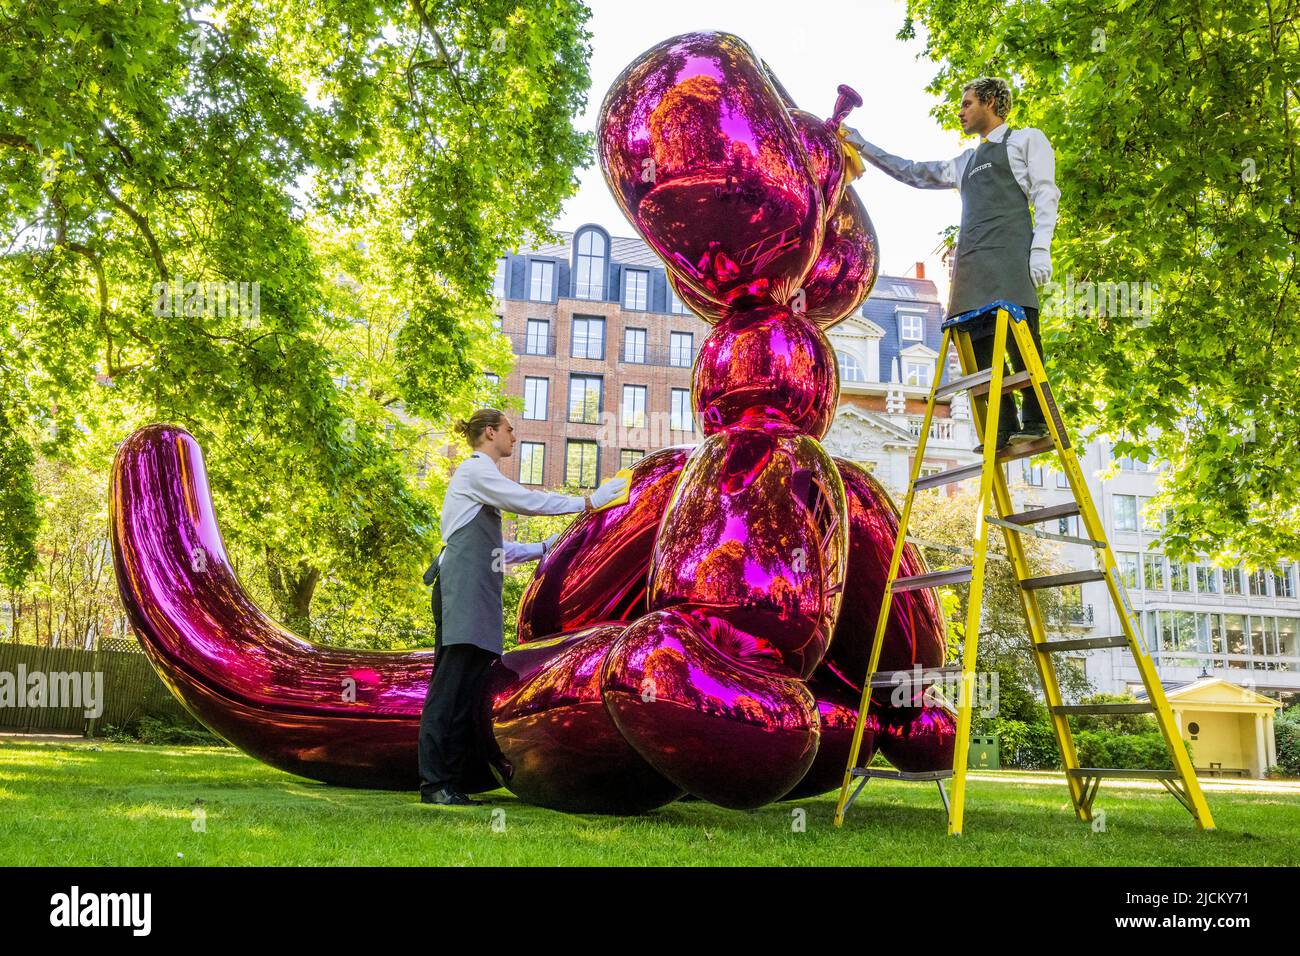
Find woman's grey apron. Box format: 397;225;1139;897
947;127;1038;328
432;503;505;655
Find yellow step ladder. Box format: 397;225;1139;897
831;303;1215;836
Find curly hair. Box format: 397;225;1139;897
962;77;1012;119
453;407;504;447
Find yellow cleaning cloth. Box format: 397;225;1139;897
835;126;866;181
595;468;633;511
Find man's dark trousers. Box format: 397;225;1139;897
968;305;1045;442
417;575;498;797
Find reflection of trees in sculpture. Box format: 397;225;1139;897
650;75;728;172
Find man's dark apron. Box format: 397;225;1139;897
422;504;505;656
947;127;1038;332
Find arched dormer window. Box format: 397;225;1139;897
574;227;608;300
837;349;866;383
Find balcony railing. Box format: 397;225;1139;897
619;344;695;368
505;331;557;357
1063;604;1095;627
907;417;955;442
503;332;695;368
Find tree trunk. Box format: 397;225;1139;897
265;547;321;639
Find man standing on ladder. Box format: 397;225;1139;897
842;77;1060;453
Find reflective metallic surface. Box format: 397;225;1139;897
821;458;947;698
647;423;847;681
780;672;876;799
875;695;959;773
484;625;684;813
516;446;692;643
693;305;838;439
602;608;820;808
800;186;880;328
110;424;443;789
788;108;846;215
598;31;825;312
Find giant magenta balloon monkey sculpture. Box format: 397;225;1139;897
110;32;953;814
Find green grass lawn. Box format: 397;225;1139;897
1;740;1296;866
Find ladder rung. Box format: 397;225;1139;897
912;437;1059;493
996;435;1058;463
1002;502;1081;525
1067;768;1178;780
850;768;953;781
934;368;1033;399
868;665;966;687
914;462;983;490
1051;703;1155;716
892;567;973;592
934;368;992;399
1036;635;1131;652
1020;569;1106;590
985;514;1106;549
970;369;1032;398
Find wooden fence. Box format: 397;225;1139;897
0;641;201;736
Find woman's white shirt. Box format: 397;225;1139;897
438;451;584;566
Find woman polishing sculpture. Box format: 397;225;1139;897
418;408;628;805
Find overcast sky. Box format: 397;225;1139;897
554;0;975;277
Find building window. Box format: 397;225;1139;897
518;442;545;485
623;269;648;310
1143;552;1165;591
1113;443;1150;471
1117;551;1139;589
622;384;648;429
484;372;500;386
565;439;599;488
903;359;933;387
670;388;693;432
571;316;605;360
1248;568;1270;597
1224;566;1244;595
900;312;924;342
1169;560;1191;592
493;258;508;298
523;377;548;420
1138;495;1163;532
568;374;603;424
528;260;554;301
574;230;607;300
669;331;694;368
1113;494;1138;532
526;318;551;356
668;285;689;314
1196;564;1220;594
1022;461;1044;487
1057;514;1080;538
623;327;647;363
1278;616;1299;658
620;449;643;469
838;350;866;383
492;314;503;331
1224;613;1248;664
1277;565;1297;599
1055;469;1070;489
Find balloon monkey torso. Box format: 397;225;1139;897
109;32;952;814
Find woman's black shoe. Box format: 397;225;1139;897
421;787;481;805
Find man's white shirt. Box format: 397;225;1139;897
856;121;1060;252
438;451;584;566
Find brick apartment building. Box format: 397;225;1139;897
489;223;973;491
